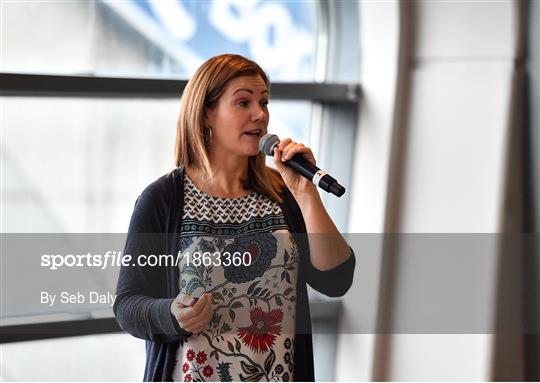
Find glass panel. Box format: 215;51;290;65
1;97;312;233
0;327;334;381
1;333;146;381
328;1;361;82
1;1;317;81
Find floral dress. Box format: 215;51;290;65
172;174;298;382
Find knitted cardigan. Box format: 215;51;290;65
113;166;356;381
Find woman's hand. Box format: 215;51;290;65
273;138;319;198
170;292;214;334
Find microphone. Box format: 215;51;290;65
259;134;346;197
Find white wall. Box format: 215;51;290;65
390;1;516;380
339;0;519;380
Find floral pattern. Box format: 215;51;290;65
222;233;277;284
180;236;194;252
173;177;298;382
216;362;232;381
180;348;215;382
237;308;283;353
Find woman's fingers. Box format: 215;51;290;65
183;305;213;333
282;141;304;161
178;294;214;332
279;140;316;165
278;138;292;151
178;292;196;307
179;306;208;331
273;145;286;172
282;143;303;161
170;293;195;319
190;318;212;334
178;293;209;321
273;138;317;180
180;298;212;329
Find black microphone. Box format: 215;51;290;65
259;134;346;197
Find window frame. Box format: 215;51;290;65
1;8;360;383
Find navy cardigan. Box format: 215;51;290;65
113;166;355;381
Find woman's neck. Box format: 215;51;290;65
186;158;250;198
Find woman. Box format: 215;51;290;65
114;54;355;382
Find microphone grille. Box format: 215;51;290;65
259;134;280;156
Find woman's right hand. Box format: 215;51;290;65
170;292;214;334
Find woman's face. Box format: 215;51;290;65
205;75;269;158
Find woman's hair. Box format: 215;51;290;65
174;53;284;203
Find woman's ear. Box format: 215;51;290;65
203;107;213;128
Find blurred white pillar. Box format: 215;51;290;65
340;0;524;380
336;1;400;381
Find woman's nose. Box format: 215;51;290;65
251;105;267;122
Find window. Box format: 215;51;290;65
2;97;311;233
2;1;317;81
1;1;360;380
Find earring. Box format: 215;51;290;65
204;127;212;144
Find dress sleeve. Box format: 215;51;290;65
113;180;191;343
302;245;355;297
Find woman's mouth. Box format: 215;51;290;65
243;129;262;137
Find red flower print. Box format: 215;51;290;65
186;349;195;361
184;373;192;382
203;365;214;378
182;362;189;373
196;351;207;365
237;307;283;353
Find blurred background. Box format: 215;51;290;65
1;0;539;381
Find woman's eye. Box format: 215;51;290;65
261;101;269;108
238;100;248;107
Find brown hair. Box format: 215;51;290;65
174;54;284;203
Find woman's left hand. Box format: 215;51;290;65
273;138;319;197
